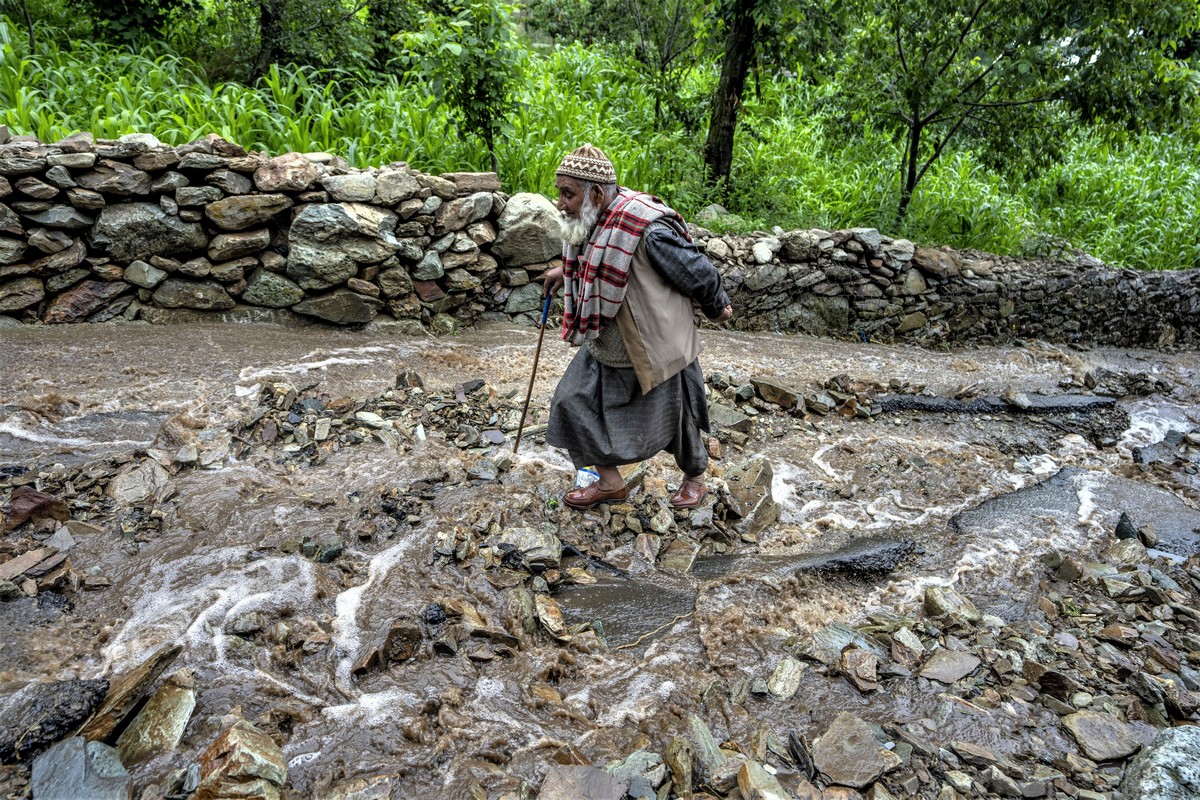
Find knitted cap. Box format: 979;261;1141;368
556;144;617;184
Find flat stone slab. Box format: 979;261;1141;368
537;764;627;800
694;537;914;580
1063;711;1140;761
876;393;1115;414
811;712;889;789
953;466;1200;556
31;738;131;800
919;649;981;684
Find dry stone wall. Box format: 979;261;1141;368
0;129;1197;347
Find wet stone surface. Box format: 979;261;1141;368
0;323;1199;798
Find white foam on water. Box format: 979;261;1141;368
1120;398;1199;451
475;677;505;698
811;444;848;481
1075;472;1103;525
771;461;808;520
235;344;409;384
322;686;424;725
331;538;420;690
594;670;668;727
102;548;317;674
287;751;320;769
1013;454;1060;475
238;357;377;382
0;417;146;451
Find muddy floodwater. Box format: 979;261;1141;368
2;320;1199;798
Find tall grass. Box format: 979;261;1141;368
1;17;1196;270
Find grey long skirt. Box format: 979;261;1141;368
546;348;709;475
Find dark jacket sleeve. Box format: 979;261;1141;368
643;222;731;319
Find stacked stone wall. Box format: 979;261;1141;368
1;130;1196;347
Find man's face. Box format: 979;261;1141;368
554;176;589;219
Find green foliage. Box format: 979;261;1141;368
398;0;523;173
1029;130;1200;270
0;12;1198;271
78;0;200;43
836;0;1200;222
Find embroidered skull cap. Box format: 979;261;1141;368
556;144;617;185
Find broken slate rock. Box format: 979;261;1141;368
1062;710;1140;762
197;719;287;800
811;712;890;789
495;526;561;570
738;759;790;800
31;737;131;800
4;485;70;531
0;678;108;763
80;643;183;742
918;649;981;684
923;585;982;623
115;668;196;766
538;763;628;800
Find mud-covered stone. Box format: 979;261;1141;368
0;679;109;763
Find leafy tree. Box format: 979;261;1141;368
626;0;705;127
363;0;422;70
519;0;625;46
838;0;1200;222
702;0;843;197
12;0;33;49
398;0;522;174
78;0;200;43
248;0;373;81
521;0;705;129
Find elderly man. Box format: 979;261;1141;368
542;144;732;510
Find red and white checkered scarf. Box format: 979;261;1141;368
560;188;690;346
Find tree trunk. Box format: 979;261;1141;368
703;0;757;197
250;0;283;82
19;0;35;51
897;120;922;223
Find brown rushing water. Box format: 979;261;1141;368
2;320;1199;797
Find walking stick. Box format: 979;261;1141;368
514;293;553;454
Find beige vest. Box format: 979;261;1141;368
615;237;701;394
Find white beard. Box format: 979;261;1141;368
560;194;602;247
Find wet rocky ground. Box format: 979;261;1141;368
1;321;1199;799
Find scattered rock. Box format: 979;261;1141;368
0;679;108;763
31;737;131;800
811;712;891;789
1062;710;1140;762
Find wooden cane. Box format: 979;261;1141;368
514;293;553;454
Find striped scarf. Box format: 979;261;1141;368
561;188;690;346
